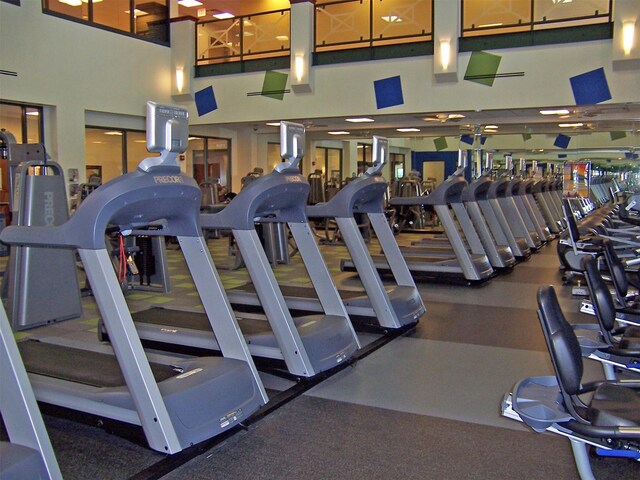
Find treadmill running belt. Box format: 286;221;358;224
18;340;179;388
132;307;281;337
134;307;211;331
229;283;364;300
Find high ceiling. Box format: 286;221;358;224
224;102;640;143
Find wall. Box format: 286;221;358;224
0;1;173;183
184;41;640;124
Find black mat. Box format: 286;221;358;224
229;282;365;300
18;340;177;388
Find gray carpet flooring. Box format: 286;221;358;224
3;235;639;479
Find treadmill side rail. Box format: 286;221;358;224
79;248;183;454
0;298;62;480
178;234;268;403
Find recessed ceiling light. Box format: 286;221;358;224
104;131;123;136
328;131;350;135
266;122;280;127
540;109;570;115
485;125;498;129
276;35;289;41
213;12;235;19
381;15;402;22
25;110;40;116
345;117;374;123
397;128;420;132
60;0;82;5
448;114;465;119
177;0;202;7
559;123;583;127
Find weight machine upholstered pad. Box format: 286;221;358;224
588;383;640;427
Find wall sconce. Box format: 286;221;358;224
294;54;305;82
440;40;451;71
622;20;636;55
175;66;185;93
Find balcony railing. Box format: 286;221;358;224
461;0;612;37
315;0;433;52
196;9;290;66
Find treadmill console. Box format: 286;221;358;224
146;102;189;154
278;121;305;171
367;136;387;175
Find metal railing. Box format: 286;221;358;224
315;0;433;52
196;9;290;66
461;0;612;37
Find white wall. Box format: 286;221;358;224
0;1;173;182
184;41;640;125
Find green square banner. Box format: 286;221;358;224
434;137;448;151
464;51;502;87
610;131;626;141
262;71;288;100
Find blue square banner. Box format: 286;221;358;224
374;76;404;109
554;134;571;149
569;68;611;105
460;135;473;145
195;86;218;116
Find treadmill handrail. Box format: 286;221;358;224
0;166;202;249
390;175;467;206
200;169;310;230
306;175;387;218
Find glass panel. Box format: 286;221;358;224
267;142;281;172
316;0;371;49
25;108;42;144
126;130;151;173
197;18;242;62
0;103;23;142
326;148;342;184
44;0;89;21
534;0;610;23
85;127;123;183
206;138;230;187
391;153;405;181
357;143;371;175
134;0;168;42
93;0;131;33
315;148;326;173
372;0;432;41
243;10;290;58
462;0;531;32
188;137;206;185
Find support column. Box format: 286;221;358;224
433;0;459;82
612;0;640;69
290;1;314;93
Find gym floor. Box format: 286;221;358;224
4;232;640;479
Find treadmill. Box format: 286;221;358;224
507;176;551;244
531;179;563;234
343;154;493;283
488;175;541;252
227;136;424;330
0;296;62;479
130;122;360;378
459;157;516;269
0;102;267;454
